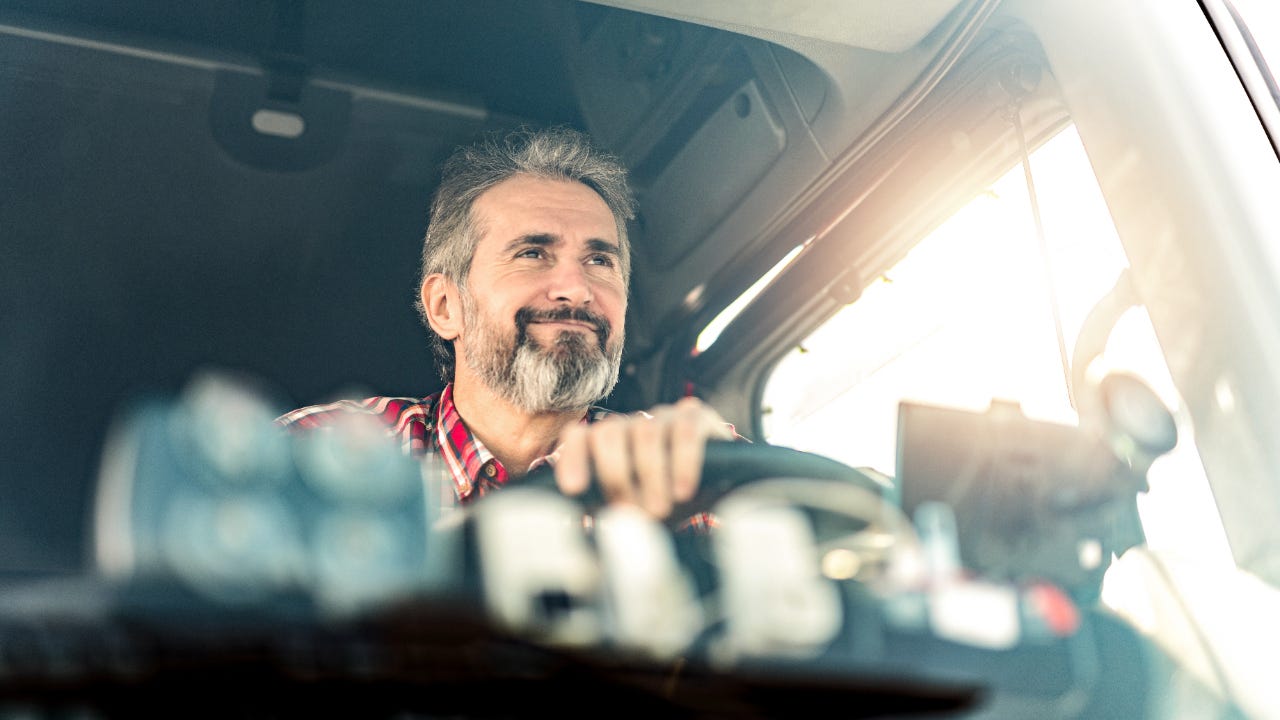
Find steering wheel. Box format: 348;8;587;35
516;440;897;520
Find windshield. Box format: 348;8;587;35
762;125;1233;569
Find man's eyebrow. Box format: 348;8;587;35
502;234;621;257
503;233;558;252
585;238;621;257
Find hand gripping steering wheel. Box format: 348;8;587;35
517;440;897;521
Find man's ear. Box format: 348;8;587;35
420;274;463;341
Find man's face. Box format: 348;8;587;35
456;174;627;413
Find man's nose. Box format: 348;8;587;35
547;260;593;305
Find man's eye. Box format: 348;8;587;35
587;254;615;267
517;248;545;260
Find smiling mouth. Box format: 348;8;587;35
530;320;597;333
519;309;608;335
515;307;611;351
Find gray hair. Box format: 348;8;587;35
415;126;636;382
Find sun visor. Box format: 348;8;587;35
642;79;785;269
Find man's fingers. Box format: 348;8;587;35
551;398;734;518
587;416;635;505
669;396;733;502
667;400;704;503
554;422;591;496
630;411;672;517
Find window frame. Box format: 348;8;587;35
681;23;1072;442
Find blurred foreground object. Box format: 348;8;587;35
93;371;439;615
897;372;1177;600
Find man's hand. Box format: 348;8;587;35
553;397;735;518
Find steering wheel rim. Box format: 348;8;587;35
516;440;897;520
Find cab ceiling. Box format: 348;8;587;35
581;0;967;54
0;0;971;572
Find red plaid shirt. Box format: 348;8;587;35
276;384;718;530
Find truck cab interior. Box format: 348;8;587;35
2;0;1279;717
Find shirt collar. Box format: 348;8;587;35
434;383;508;501
433;383;616;502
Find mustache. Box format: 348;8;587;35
515;306;611;348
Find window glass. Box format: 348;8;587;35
761;126;1233;565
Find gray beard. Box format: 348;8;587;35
460;293;623;414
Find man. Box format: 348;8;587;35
278;127;735;518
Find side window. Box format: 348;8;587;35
761;125;1233;566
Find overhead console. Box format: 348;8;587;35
558;3;838;354
566;6;797;257
554;0;1006;371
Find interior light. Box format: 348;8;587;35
695;241;808;353
251;109;306;139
